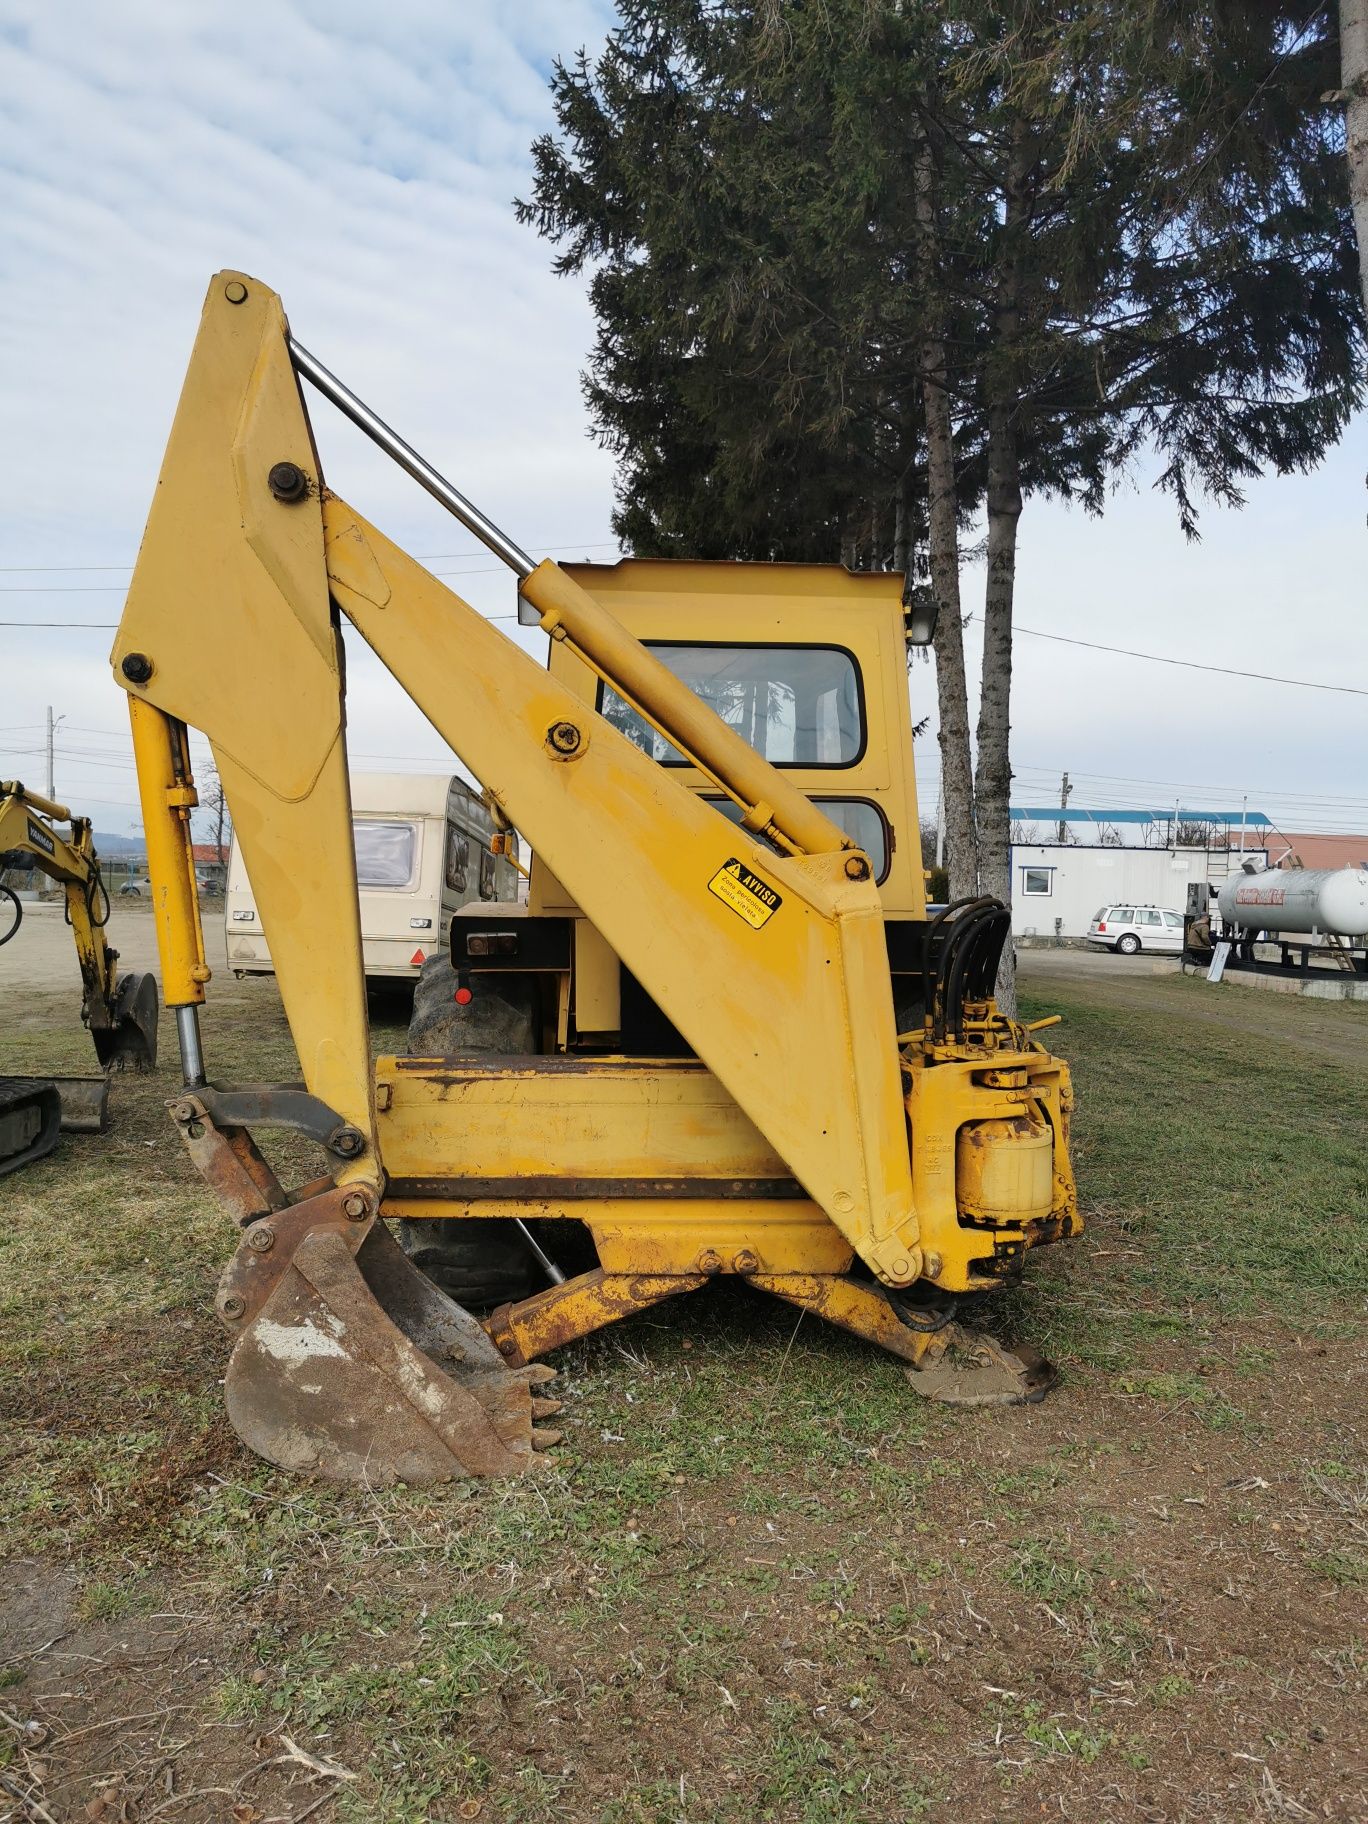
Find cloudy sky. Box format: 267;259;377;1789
3;0;1364;852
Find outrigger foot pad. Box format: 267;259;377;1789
903;1323;1056;1406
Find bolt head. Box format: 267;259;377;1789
845;854;871;881
267;460;309;503
171;1098;196;1123
224;280;248;304
247;1226;275;1253
121;653;154;685
221;1294;246;1320
548;720;581;754
696;1248;723;1276
342;1191;368;1220
734;1248;759;1275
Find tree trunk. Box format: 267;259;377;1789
914;132;978;901
1344;0;1368;327
974;126;1029;1017
976;400;1022;1011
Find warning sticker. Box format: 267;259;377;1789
708;857;782;930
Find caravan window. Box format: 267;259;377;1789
353;820;417;889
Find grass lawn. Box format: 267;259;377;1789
1;956;1364;1823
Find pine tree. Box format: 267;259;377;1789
519;0;1364;1011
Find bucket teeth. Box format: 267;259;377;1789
221;1214;568;1485
531;1397;563;1420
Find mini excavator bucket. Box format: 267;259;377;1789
215;1192;560;1485
90;972;159;1072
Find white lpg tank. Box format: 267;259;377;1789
1217;864;1368;938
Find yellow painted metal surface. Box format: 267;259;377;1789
326;500;921;1284
126;700;209;1008
112;275;376;1175
572;921;620;1033
902;1042;1078;1291
111;270;1081;1412
0;785;124;1022
544;558;927;921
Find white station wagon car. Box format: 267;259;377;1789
1085;904;1185;955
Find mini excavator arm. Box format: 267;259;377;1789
0;783;158;1069
112;272;923;1288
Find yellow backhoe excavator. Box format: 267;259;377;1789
110;272;1080;1485
0;783;158;1173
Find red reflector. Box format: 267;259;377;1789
410;948;426;966
454;986;473;1006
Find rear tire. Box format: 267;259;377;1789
1116;933;1141;956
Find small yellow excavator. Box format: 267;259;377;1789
110;272;1079;1485
0;783;158;1173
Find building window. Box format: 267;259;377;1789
1021;866;1053;897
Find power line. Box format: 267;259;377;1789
987;617;1367;698
0;538;621;575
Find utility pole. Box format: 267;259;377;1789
1057;771;1072;844
46;705;54;799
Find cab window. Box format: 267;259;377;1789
601;644;865;768
354;820;417;889
702;795;890;883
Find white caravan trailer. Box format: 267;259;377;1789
225;773;520;982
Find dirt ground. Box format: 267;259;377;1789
1;922;1364;1823
0;898;215;992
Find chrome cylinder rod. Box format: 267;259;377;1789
514;1217;566;1287
175;1003;207;1088
287;338;534;579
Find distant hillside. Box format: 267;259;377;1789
92;832;145;856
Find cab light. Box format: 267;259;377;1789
409;917;433;929
232;910;256;923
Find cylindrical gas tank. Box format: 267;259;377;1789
1217;866;1368;937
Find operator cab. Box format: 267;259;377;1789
454;558;932;1051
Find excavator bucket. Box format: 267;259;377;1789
91;971;159;1071
50;1075;111;1133
222;1216;560;1485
